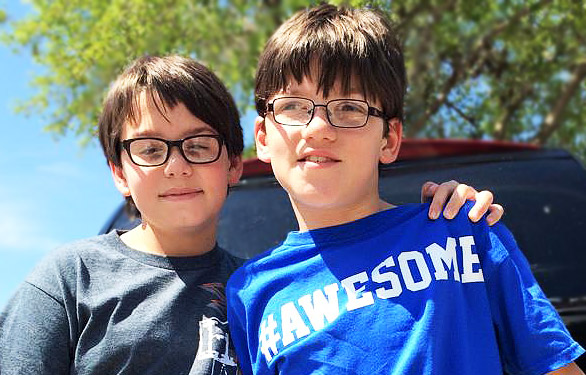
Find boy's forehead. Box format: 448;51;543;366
271;60;366;98
278;74;361;97
120;92;215;138
121;91;166;132
274;73;380;106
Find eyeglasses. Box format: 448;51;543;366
121;135;223;167
266;97;390;128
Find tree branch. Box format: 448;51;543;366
532;61;586;145
494;84;533;140
262;0;283;29
407;58;464;137
395;0;432;33
404;0;459;107
445;100;480;137
406;0;554;137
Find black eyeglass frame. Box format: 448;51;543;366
265;96;391;128
120;134;224;167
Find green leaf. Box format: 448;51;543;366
1;0;584;162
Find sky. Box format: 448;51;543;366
0;1;255;310
0;1;120;309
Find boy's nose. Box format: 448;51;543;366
164;147;193;177
301;106;337;141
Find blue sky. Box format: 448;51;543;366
0;1;121;309
0;1;255;309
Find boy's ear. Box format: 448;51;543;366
109;161;131;197
228;156;243;185
379;118;403;164
254;116;271;163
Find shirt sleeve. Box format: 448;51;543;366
227;275;254;375
0;282;72;374
483;223;585;375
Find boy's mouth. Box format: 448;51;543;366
298;154;341;164
304;156;333;163
159;188;203;200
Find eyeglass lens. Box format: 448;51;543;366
273;98;370;127
128;136;220;166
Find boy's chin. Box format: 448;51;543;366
288;191;359;211
286;184;338;203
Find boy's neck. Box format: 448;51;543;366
291;196;395;232
120;223;217;257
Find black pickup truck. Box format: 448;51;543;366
100;139;586;367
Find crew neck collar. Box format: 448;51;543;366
104;230;224;270
282;203;425;247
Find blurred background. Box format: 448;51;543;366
0;0;584;309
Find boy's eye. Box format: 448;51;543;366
141;146;164;155
130;139;167;165
131;140;167;162
185;143;209;155
333;101;368;114
277;99;312;113
183;138;215;158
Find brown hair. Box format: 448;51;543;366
255;4;406;134
98;55;243;217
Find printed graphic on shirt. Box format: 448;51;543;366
258;235;485;364
190;283;239;375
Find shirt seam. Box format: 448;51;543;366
23;280;66;310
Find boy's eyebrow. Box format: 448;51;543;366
129;125;218;139
280;82;365;98
279;88;365;98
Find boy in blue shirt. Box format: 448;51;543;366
226;4;585;375
0;54;498;374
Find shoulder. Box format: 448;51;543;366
25;232;124;297
385;202;480;240
218;247;246;274
399;202;517;270
444;203;522;275
227;242;287;294
31;231;122;270
0;234;121;373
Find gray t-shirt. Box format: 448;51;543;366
0;231;244;374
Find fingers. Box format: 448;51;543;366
420;181;439;204
485;204;504;226
425;180;459;219
423;180;504;225
443;183;477;220
467;190;493;222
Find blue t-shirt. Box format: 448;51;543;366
227;203;584;375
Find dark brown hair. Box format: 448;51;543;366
255;4;406;134
98;55;243;217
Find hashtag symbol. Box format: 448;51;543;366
259;314;281;362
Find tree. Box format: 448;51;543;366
1;0;585;159
397;0;586;158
